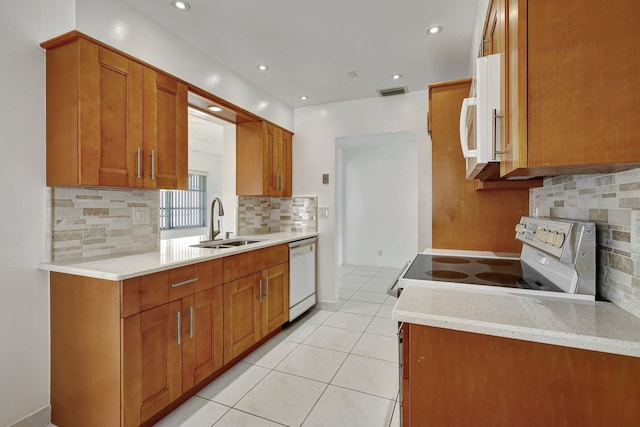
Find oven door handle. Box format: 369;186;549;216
387;260;411;297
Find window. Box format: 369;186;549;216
160;173;207;230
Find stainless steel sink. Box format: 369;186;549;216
191;238;264;249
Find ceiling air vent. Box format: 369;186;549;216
377;86;408;97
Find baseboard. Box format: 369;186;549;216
7;406;51;427
316;299;339;311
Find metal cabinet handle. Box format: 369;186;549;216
171;277;198;288
259;279;263;303
481;38;490;57
492;108;505;160
175;311;182;345
150;150;156;180
266;277;269;298
136;147;141;179
280;175;284;191
188;307;194;338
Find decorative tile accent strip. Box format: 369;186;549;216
237;196;317;235
530;167;640;317
48;187;159;261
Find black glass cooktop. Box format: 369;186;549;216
403;254;563;293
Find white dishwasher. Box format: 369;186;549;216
288;237;317;321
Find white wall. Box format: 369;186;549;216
0;1;50;425
293;91;431;305
0;0;291;424
338;133;418;267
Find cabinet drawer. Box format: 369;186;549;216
222;245;289;283
194;259;222;293
267;244;289;266
121;260;217;316
223;251;259;283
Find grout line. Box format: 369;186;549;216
214;407;289;426
330;383;398;402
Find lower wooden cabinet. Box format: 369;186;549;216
122;287;224;425
262;263;289;335
123;301;182;426
403;323;640;426
223;273;263;363
50;246;290;427
222;261;290;363
192;287;224;385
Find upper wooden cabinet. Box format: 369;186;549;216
236;121;293;197
142;67;188;190
496;0;640;177
481;0;504;57
41;32;188;189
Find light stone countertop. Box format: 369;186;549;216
393;283;640;358
39;231;317;281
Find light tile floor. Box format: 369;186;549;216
154;264;402;427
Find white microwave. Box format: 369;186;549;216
459;54;502;180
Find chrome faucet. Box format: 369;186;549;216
210;197;225;240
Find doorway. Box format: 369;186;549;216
336;132;419;268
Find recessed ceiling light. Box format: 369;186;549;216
300;96;308;101
207;105;223;112
171;0;191;11
257;65;269;71
392;74;403;80
427;25;443;35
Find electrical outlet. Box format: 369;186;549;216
322;174;329;184
632;210;640;254
132;207;150;225
318;207;329;218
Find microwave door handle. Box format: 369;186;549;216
492;108;505;160
459;97;478;159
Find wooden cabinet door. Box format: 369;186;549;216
45;38;144;187
223;274;262;364
501;0;529;177
143;68;188;190
262;263;289;335
236;121;293;196
281;130;293;197
526;0;640;170
123;301;182;425
236;121;265;196
482;0;505;56
265;122;282;196
191;286;224;385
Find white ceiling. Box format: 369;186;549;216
120;0;479;108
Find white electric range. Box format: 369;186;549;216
391;216;597;301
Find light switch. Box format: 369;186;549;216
132;207;150;225
318;207;329;218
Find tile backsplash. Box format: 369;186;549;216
47;187;159;262
530;167;640;317
237;196;317;235
47;188;317;262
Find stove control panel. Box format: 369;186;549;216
514;217;573;258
